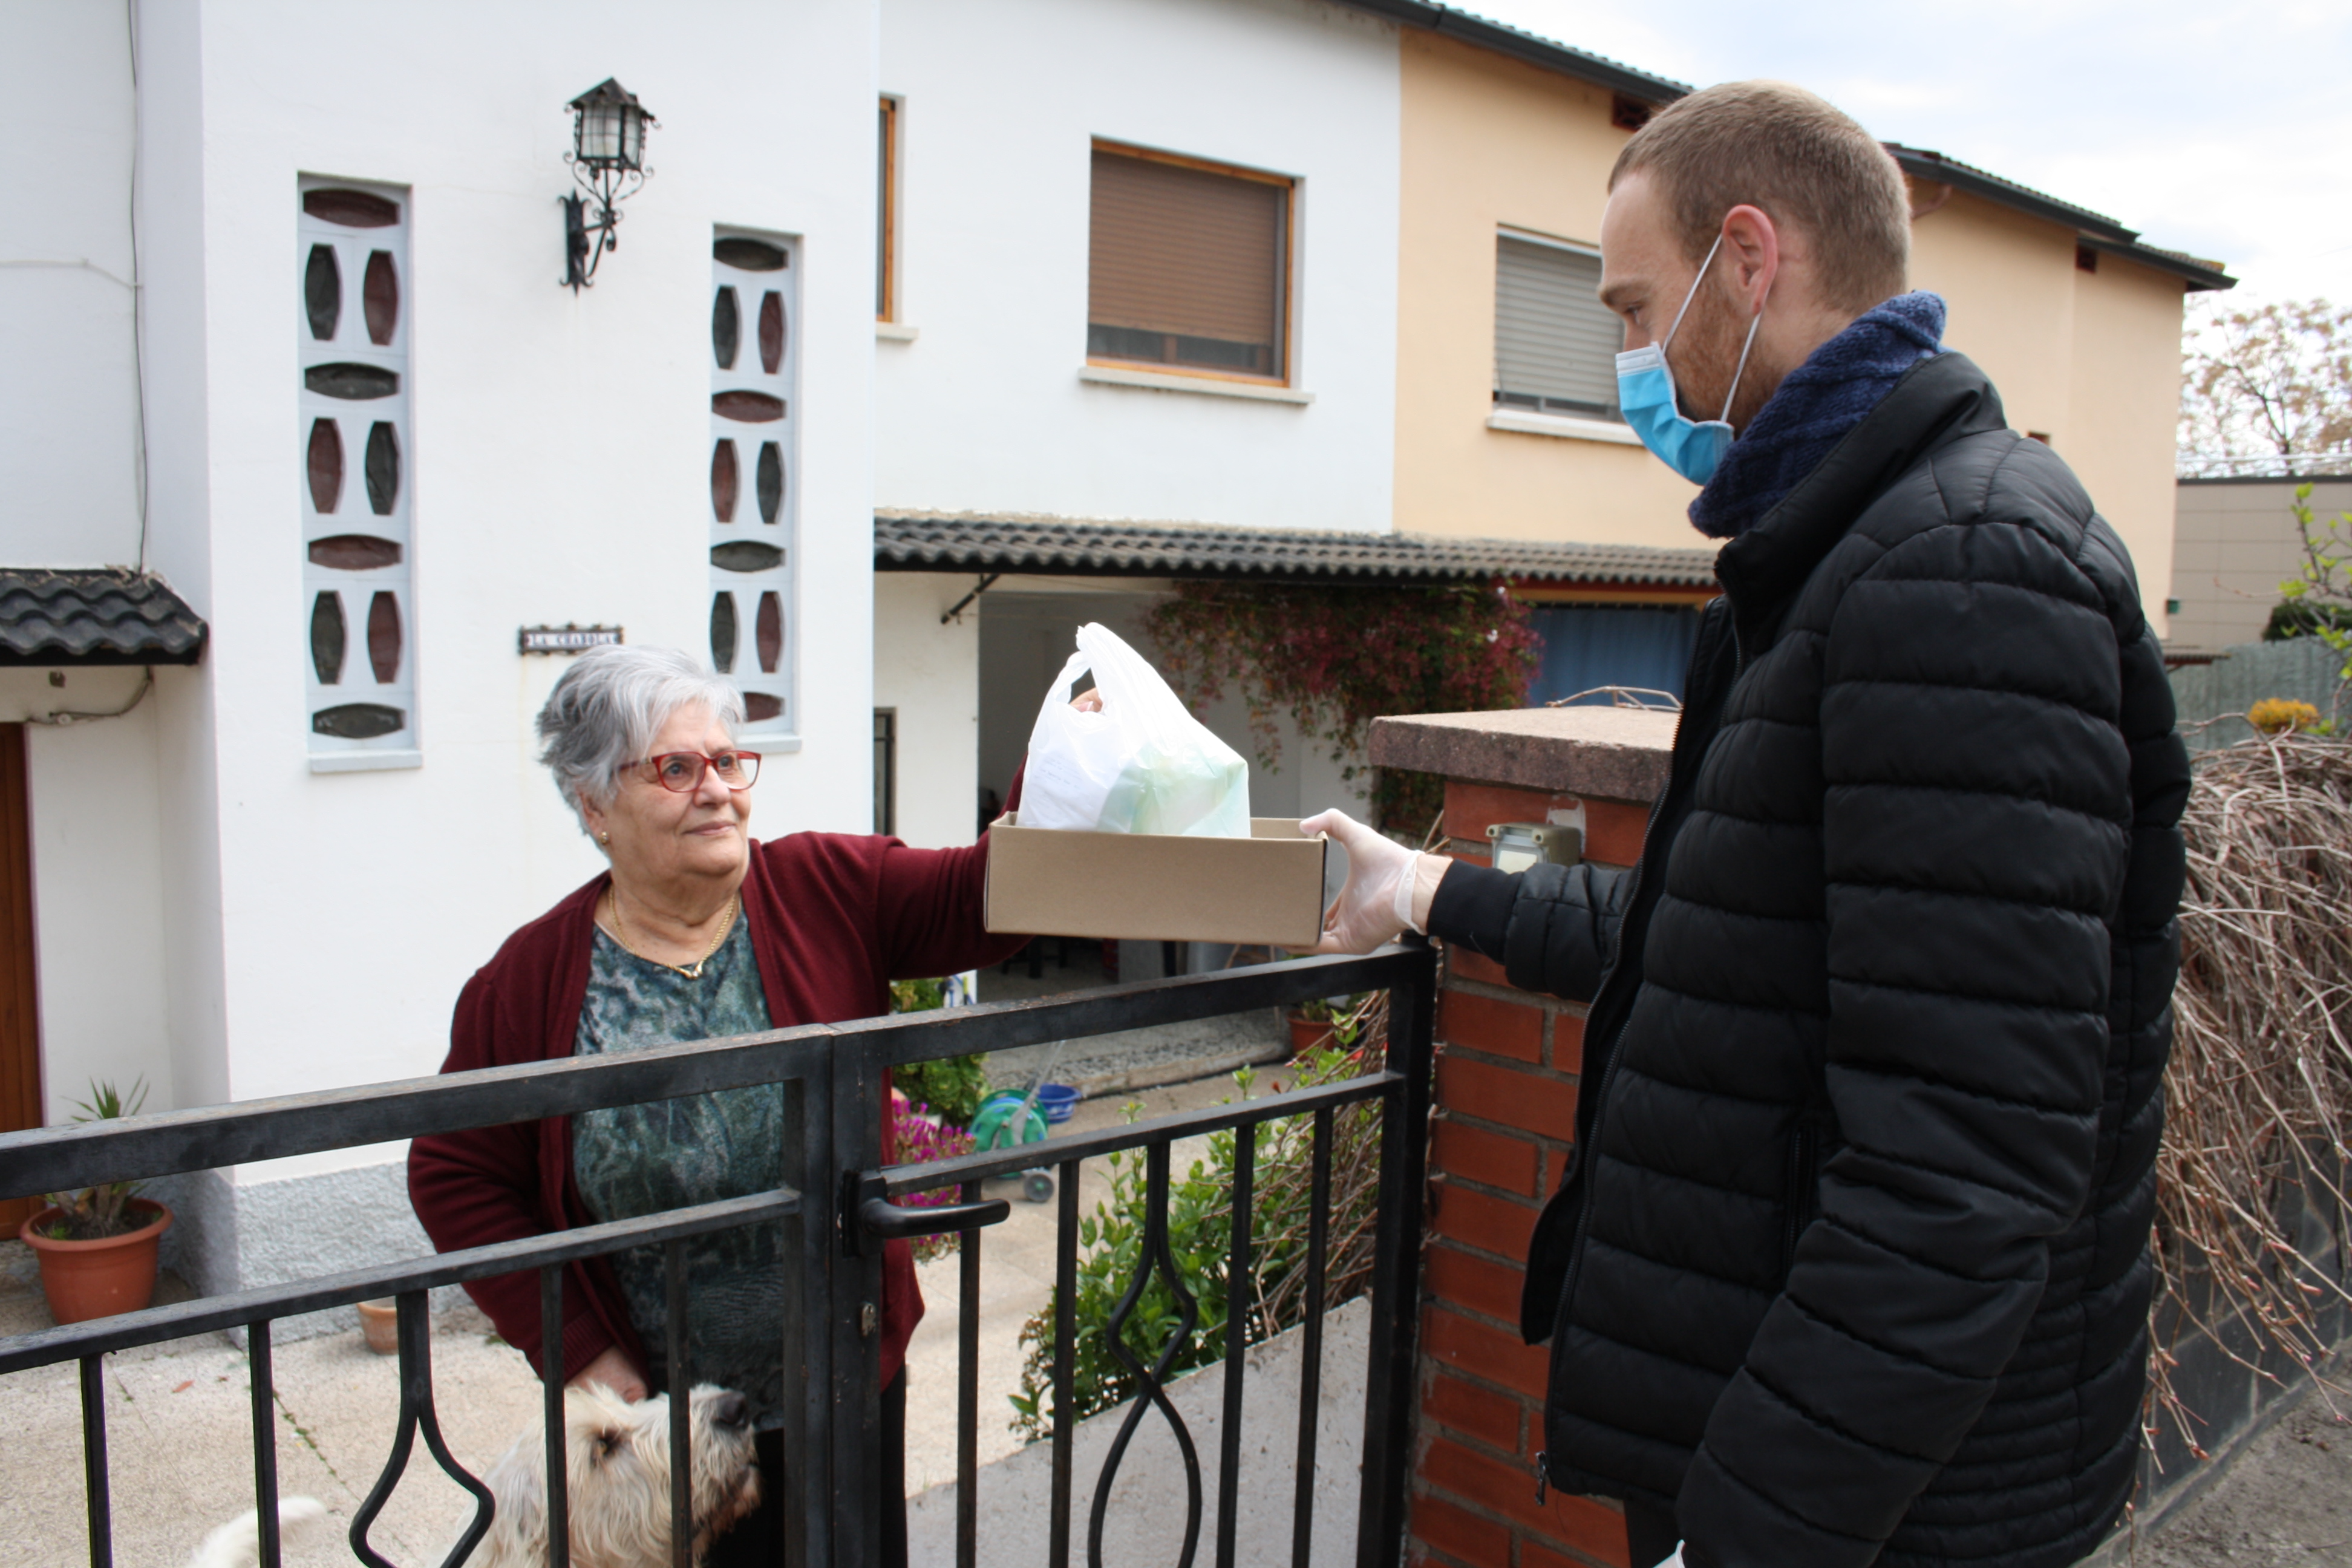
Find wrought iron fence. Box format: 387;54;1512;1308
0;944;1434;1568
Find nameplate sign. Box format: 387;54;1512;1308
518;625;624;655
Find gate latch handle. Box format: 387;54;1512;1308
843;1172;1009;1255
859;1194;1010;1239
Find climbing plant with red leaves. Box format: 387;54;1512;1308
1146;579;1539;831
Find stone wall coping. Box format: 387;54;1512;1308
1368;707;1676;802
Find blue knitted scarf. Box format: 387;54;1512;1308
1687;290;1947;540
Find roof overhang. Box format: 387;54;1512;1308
1332;0;1690;105
875;513;1720;590
0;569;207;667
1889;144;2235;291
1331;8;2233;293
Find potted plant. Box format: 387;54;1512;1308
18;1077;173;1325
1289;994;1367;1056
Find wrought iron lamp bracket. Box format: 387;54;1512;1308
561;158;649;292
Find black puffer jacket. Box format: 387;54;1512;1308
1431;351;2188;1567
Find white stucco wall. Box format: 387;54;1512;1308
0;2;178;1125
16;685;174;1128
0;0;887;1227
155;0;878;1157
0;1;142;570
872;572;982;848
875;0;1400;532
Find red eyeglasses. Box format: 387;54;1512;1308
633;750;762;792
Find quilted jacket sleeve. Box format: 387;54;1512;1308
1676;516;2136;1566
1428;858;1635;1005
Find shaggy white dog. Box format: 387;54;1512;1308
184;1498;329;1568
188;1383;760;1568
469;1382;762;1568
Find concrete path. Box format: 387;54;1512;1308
0;1285;541;1568
972;947;1293;1099
906;1298;1370;1568
900;1062;1296;1494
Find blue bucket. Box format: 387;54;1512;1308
1035;1083;1080;1123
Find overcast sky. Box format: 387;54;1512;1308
1460;0;2351;316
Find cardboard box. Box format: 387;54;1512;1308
984;814;1330;948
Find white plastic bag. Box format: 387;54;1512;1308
1021;622;1250;837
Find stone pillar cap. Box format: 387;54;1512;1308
1367;707;1676;801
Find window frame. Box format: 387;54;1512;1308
1085;138;1299;390
878;94;901;322
873;708;897;836
1492;224;1626;426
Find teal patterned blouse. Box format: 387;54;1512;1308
571;917;792;1426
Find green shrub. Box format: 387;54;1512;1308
1008;1015;1391;1441
2261;600;2352;642
889;978;992;1128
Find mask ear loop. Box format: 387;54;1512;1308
1660;231;1726;358
1718;290;1769;423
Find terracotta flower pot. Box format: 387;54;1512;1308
356;1298;400;1355
19;1198;172;1326
1289;1014;1333;1055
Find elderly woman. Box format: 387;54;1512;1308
410;645;1042;1566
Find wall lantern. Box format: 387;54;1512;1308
561;78;658;292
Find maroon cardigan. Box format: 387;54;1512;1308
407;823;1027;1392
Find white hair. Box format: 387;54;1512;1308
535;645;745;836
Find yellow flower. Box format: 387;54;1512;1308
2248;698;2321;736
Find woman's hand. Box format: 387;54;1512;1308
1071;688;1103;713
568;1344;648;1403
1300;809;1448;953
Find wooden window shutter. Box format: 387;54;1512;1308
1089;147;1289;378
1494;237;1621;419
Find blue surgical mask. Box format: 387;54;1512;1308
1615;232;1765;486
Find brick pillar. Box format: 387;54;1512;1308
1367;709;1675;1568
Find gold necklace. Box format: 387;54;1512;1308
608;889;740;979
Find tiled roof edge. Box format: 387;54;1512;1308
0;568;207;665
1334;0;1692;102
874;513;1720;587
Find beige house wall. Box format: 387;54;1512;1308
1392;31;1703;552
1908;191;2078;437
1394;36;2194;638
2064;254;2190;632
2169;477;2352;654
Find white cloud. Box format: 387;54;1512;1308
1448;0;2352;301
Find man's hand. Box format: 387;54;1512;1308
568;1344;648;1403
1300;809;1445;953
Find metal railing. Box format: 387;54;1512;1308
0;944;1435;1567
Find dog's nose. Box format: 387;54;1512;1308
713;1392;750;1431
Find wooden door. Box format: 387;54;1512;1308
0;724;41;1230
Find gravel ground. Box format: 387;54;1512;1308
2112;1387;2352;1566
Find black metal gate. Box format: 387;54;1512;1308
0;945;1433;1567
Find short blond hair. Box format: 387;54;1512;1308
1610;82;1910;314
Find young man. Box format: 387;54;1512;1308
1310;83;2186;1567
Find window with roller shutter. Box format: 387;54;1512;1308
1494;233;1623;422
1087;143;1293;383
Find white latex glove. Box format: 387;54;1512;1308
1299;809;1445;953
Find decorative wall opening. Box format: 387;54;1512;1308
711;229;796;735
301;177;414;764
